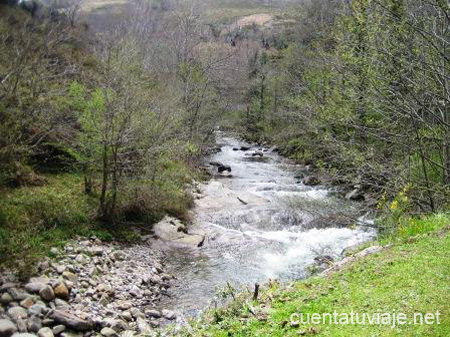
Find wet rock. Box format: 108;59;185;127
303;176;320;186
39;287;54;302
240;146;250;151
37;328;53;337
217;165;231;173
345;189;364;201
314;255;334;265
252;151;263;157
0;319;17;337
51;311;93;332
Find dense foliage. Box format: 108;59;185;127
243;0;450;224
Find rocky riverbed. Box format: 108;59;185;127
0;236;177;337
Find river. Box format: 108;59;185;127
157;133;376;317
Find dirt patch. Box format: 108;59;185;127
236;13;274;27
223;13;274;35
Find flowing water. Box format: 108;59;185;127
158;133;376;316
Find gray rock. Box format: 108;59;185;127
1;293;13;305
111;251;125;261
11;334;37;337
345;188;365;201
119;332;133;337
26;317;41;333
28;304;46;317
128;286;141;298
24;284;46;295
7;307;28;321
55;266;66;274
50;311;93;332
15;320;26;333
135;318;150;334
59;333;81;337
144;310;161;319
0;319;18;337
0;283;17;292
51;326;65;335
54;299;68;308
129;309;143;320
50;248;59;256
39;287;54;302
303;176;320;186
102;320;127;333
8;289;29;301
61;273;77;284
37;328;53;337
88;247;104;257
149;321;159;328
100;328;117;337
162;309;175;320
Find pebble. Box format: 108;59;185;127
37;328;53;337
38;286;54;302
51;325;65;335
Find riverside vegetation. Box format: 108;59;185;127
0;0;450;336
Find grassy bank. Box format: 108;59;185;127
0;159;201;278
183;214;450;336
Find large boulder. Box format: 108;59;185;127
50;311;93;332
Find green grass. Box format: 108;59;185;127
0;173;113;278
184;214;450;336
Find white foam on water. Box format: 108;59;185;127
261;227;376;278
